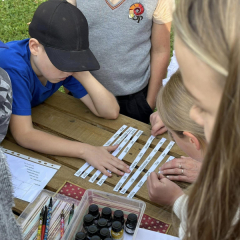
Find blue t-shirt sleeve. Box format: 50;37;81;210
6;68;32;116
63;76;88;99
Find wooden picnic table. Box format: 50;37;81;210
3;91;188;237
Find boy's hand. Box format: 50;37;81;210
81;144;131;177
150;111;167;136
159;156;202;183
147;172;184;206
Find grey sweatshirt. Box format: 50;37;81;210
0;68;23;240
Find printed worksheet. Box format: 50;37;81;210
5;151;60;202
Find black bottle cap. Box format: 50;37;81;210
101;207;112;219
112;221;122;233
89;204;99;216
75;232;87;240
127;213;138;224
113;210;124;219
90;236;101;240
87;225;99;235
84;214;94;224
100;228;110;238
97;218;108;228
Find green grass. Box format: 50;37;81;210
0;0;174;95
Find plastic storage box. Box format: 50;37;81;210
62;189;146;240
17;189;80;240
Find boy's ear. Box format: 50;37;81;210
29;38;41;56
183;131;201;150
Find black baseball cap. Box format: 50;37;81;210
29;0;100;72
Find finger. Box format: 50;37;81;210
166;175;190;182
111;158;131;173
154;128;167;136
105;145;118;152
149;112;156;125
98;166;112;177
150;172;159;182
151;121;164;133
160;168;183;175
159;158;184;171
181;156;188;158
157;126;167;135
104;163;125;176
158;173;167;180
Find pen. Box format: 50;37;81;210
60;209;65;239
41;206;48;240
68;203;74;225
44;197;53;240
36;208;44;240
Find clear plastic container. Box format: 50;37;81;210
62;189;146;240
17;189;80;240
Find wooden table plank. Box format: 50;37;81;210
43;92;185;157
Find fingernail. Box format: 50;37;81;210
158;171;163;174
166;176;169;179
109;174;112;177
127;169;131;173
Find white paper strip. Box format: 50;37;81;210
87;127;135;182
158;156;175;174
74;125;128;177
113;135;155;192
127;141;175;198
96;128;138;185
166;156;175;162
94;129;142;185
3;148;61;170
119;138;167;194
80;126;133;179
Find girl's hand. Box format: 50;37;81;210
147;172;184;206
159;156;202;183
150;111;167;136
81;144;131;177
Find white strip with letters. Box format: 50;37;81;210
95;128;138;185
127;141;175;198
120;138;167;194
113;135;155;192
94;129;143;185
88;127;135;182
80;127;133;179
74;125;128;177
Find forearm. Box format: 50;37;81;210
74;72;119;119
13;128;86;158
147;50;170;109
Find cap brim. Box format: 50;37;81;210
44;46;100;72
0;41;8;49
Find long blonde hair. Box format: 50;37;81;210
174;0;240;239
157;70;205;148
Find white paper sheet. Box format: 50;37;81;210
130;228;180;240
5;152;60;202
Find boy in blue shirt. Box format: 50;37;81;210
0;0;130;177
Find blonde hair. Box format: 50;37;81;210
157;70;205;148
174;0;240;239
